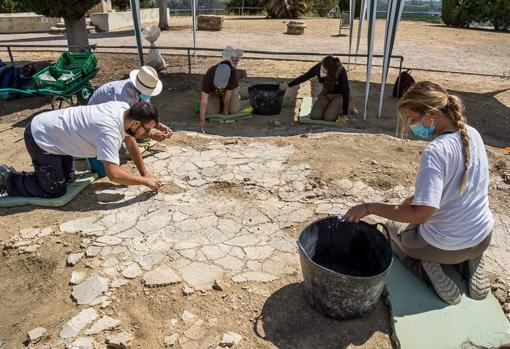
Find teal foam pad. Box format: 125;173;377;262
206;101;252;122
0;172;98;208
206;111;253;122
386;259;510;349
298;96;345;127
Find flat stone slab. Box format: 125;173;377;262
60;308;98;339
85;316;120;335
68;337;95;349
72;275;109;305
142;265;181;287
60;217;103;234
180;262;223;291
121;263;142;279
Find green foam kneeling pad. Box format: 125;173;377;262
385;259;510;349
0;172;98;208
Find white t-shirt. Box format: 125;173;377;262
31;101;128;165
413;125;494;250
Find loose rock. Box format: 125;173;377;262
67;252;84;266
164;334;178;347
70;271;87;285
219;332;242;347
181;310;197;323
27;327;46;344
212;278;230;292
494;288;507;304
106;331;132;349
182;285;195;296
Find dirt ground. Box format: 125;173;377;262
0;46;509;348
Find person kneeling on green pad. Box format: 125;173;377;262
0;101;162;198
343;81;493;305
280;55;350;122
199;61;241;131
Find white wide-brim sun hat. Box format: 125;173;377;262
129;66;163;97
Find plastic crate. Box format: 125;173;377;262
33;66;82;91
54;51;97;77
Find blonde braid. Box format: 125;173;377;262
447;94;470;194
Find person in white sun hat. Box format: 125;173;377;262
88;65;172;141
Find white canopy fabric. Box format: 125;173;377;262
352;0;405;119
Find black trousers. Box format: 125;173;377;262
6;120;74;198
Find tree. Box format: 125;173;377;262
159;0;169;30
486;0;510;31
25;0;100;51
266;0;306;18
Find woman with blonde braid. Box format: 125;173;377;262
344;81;493;305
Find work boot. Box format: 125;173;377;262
466;255;490;300
0;164;14;194
422;261;462;305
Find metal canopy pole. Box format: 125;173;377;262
130;0;144;66
192;0;197;60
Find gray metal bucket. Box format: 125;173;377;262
298;216;393;319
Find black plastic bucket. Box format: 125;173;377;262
248;84;285;115
298;216;393;319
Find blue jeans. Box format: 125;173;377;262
6;120;74;198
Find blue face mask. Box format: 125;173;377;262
139;93;151;102
410;118;436;139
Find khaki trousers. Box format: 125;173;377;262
310;92;343;121
386;221;492;265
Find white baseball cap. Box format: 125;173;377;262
129;65;163;96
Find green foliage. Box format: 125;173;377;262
486;0;510;31
225;0;265;14
112;0;157;10
442;0;509;30
306;0;338;16
0;0;29;12
24;0;100;19
442;0;462;26
0;0;15;13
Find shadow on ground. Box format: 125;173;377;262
257;282;393;349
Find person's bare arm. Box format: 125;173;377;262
103;161;161;191
343;202;436;224
149;123;173;141
124;136;149;176
199;92;209;131
223;90;233;115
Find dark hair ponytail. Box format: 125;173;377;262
321;56;342;93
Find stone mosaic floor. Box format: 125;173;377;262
5;139;508;348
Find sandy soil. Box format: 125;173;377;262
0;48;509;348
